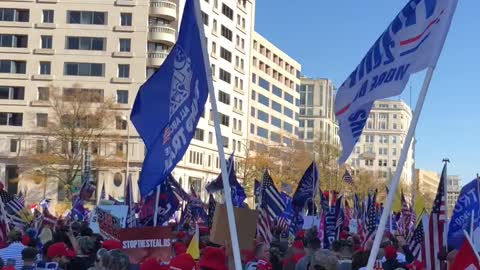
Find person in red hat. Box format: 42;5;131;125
198;247;228;270
282;240;305;270
382;245;408;270
173;242;187;256
46;242;74;270
169;253;196;270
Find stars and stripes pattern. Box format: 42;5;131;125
408;217;425;262
260;170;286;219
342;170;353;185
363;191;378;246
425;164;448;270
257;208;272;245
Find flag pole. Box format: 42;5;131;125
193;0;242;268
366;67;435;269
153;184;160;227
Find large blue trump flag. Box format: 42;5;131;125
131;0;209;196
448;178;480;250
335;0;458;164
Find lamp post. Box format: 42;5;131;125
121;115;130;193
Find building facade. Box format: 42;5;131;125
298;77;338;147
247;32;301;150
414;169;440;197
346;100;415;185
447;175;461;216
0;0;256;206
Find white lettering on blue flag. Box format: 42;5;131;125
335;0;458;164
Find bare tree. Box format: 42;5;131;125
18;84;123;199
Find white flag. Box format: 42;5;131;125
335;0;458;164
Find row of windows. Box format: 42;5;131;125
211;42;245;72
252;41;299;77
251;90;296;119
253;58;297;90
366;120;404;131
362;135;400;144
355;146;398;156
250;124;293;144
190;128;243;154
0;9;134;27
1;33;131;52
253;74;297;105
250;107;295;134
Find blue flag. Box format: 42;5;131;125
205;153;246;207
448;178;480;249
324;196;342;249
131;0;210;196
292;162;318;209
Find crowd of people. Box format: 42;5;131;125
0;219;461;270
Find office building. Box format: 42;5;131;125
447;175;461;216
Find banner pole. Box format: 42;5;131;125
366;67;435;269
193;0;242;268
153;184;160;227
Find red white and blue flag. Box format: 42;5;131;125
335;0;458;163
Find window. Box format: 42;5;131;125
118;64;130;78
257;126;268;139
38;87;49;101
36;140;47;154
42;10;54;23
219;68;231;83
116;142;124;153
222;136;229;148
272;101;282;113
0;86;24;100
392;148;397;156
212;19;217;33
272;85;282;97
201;11;208;25
66;37;105;51
39;62;51;75
0;34;28;48
211;42;217;55
257;110;268;123
220;47;232;62
36;113;48;127
0;112;22;126
0;9;29;22
271;132;281;143
218;90;230;105
393;123;397;129
258;93;269;107
211;64;215;77
222;4;233;20
221;25;232;41
365;160;373;166
194;128;204;141
10;139;18;153
214;0;218;9
392;136;397;143
250;107;255;117
208;132;213;144
251;90;256;100
120;13;132;26
115;116;127;130
284;93;294;104
0;60;26;74
283;122;293;133
67;11;106;25
259;77;269;91
116;90;128;104
271;116;281;128
284;107;293;118
64;62;104;76
307;120;314;128
119;39;131;52
220;113;229;126
392;160;397;167
41;36;52;49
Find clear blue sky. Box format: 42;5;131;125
255;1;478;184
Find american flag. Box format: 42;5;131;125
260;170;285;219
342;170;353;185
257;208;272;245
408;217;425;262
363;191;377;247
425;164;447;270
207;194;216;228
125;173;137;228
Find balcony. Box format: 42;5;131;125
147;51;168;67
148;25;176;45
150;0;177;21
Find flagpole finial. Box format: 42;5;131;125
442;158;450;163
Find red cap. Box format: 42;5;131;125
176;231;187;239
47;243;75;259
340;231;348;240
257;259;272;270
292;240;304;250
22;235;30;246
198;247;227;270
199;226;209;235
295;231;305;239
384;245;397;260
173;242;187;255
169;253;196;270
140;258;161;270
102;240;122;250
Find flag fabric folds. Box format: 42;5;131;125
257;208;272;245
292;162;318;209
207;194;216;229
131;0;210;196
260;170;286;219
335;0;459;163
187;223;200;260
408;215;425;262
342;170;353;185
425;164;448;270
450;232;480;270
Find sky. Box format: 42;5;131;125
255;1;479;184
